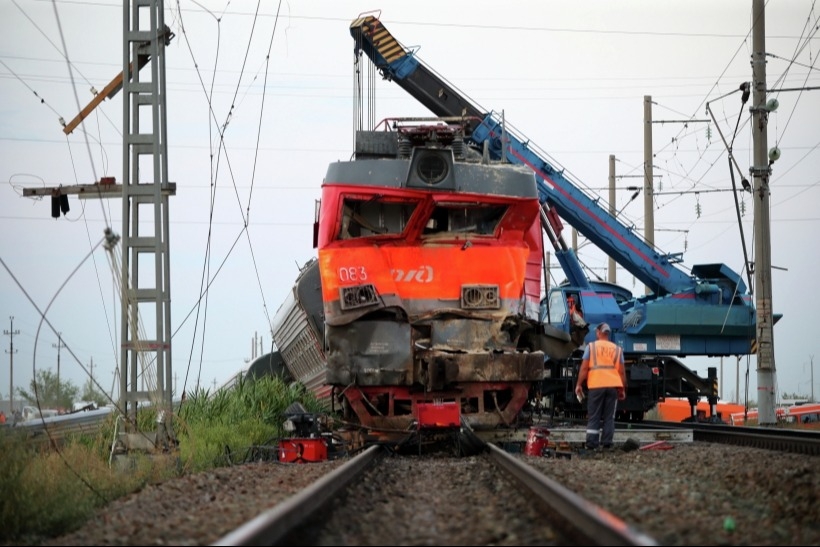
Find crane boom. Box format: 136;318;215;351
350;14;760;362
350;15;741;297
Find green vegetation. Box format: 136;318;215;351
17;369;80;411
0;375;322;544
14;368;110;413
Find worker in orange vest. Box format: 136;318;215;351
574;322;626;450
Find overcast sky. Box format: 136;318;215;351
1;0;818;410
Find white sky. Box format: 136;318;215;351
1;0;818;408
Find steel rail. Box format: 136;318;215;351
212;444;382;546
638;420;820;455
486;443;659;546
212;439;660;546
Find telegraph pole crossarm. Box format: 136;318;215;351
22;180;176;200
60;26;173;136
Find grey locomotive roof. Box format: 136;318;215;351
324;153;538;198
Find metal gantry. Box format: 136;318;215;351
118;0;175;448
21;2;177;450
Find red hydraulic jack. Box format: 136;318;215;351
639;440;674;451
524;426;551;456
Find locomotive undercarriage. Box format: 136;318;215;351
326;315;544;432
335;381;535;431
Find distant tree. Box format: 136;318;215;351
17;369;79;410
79;378;109;408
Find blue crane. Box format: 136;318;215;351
350;15;758;360
346;14;782;420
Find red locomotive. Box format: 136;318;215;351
273;119;550;452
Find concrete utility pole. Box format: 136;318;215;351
643;95;655;296
53;333;65;386
4;317;20;415
608;155;616;284
736;355;741;405
751;0;777;425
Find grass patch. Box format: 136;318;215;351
0;376;320;543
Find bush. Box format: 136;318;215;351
0;376;322;543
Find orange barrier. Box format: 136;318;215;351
655;398;746;423
731;403;820;427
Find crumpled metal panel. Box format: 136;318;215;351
416;350;544;389
326;321;412;385
430;317;515;352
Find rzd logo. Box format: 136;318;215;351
391;266;434;283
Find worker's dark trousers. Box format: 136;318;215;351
585;387;618;449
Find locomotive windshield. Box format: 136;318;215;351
423;203;507;236
339;195;418;239
337;196;508;240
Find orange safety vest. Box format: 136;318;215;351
587;341;624;389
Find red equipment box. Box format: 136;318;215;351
417;401;460;428
278;438;328;463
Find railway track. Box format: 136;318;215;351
479;418;820;456
213;444;658;546
38;421;818;546
210;422;818;546
638;420;820;455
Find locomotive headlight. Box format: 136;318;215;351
407;148;455;190
461;284;500;310
416;152;449;184
283;418;296;432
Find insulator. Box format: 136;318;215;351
453;135;464;158
51;195;60;218
398;137;411;158
59;194;70;215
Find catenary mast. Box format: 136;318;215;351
751;0;777;425
19;2;177;449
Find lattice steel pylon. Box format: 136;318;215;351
118;0;176;452
19;2;178;453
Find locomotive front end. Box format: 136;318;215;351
315;122;545;433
